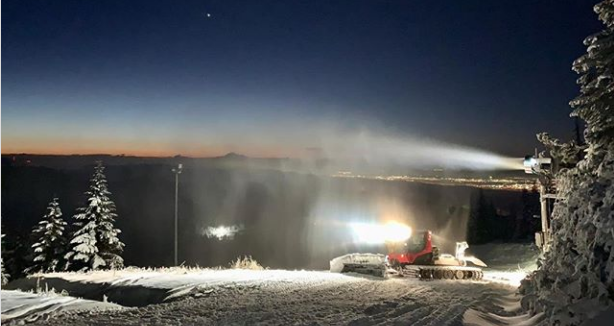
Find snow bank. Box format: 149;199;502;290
6;268;355;307
1;290;122;324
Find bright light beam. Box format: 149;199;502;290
350;221;412;244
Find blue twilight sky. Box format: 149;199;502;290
1;0;602;157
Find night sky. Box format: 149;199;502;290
2;0;602;157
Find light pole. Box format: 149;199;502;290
171;163;183;265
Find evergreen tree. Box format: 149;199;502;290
65;161;124;271
521;1;614;324
1;260;7;285
3;232;30;281
1;233;9;285
466;189;496;244
27;198;67;273
519;188;540;240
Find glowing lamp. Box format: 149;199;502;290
203;225;243;240
351;221;412;244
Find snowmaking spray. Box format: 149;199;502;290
300;128;527;172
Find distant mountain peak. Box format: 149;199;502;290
221;152;248;160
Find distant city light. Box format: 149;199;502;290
333;172;536;191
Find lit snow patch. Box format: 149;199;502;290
202;225;243;240
483;270;529;287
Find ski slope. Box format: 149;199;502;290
0;243;548;325
3;268;542;326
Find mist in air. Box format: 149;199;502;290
280;126;526;172
2;125;529;269
181;126;525;269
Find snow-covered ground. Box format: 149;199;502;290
1;290;122;324
0;243;548;325
467;243;540;272
3;267;542;326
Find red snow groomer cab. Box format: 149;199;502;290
386;230;439;266
385;230;486;280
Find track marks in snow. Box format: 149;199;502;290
11;270;522;326
462;292;546;326
463;310;545;326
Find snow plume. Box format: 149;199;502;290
301;127;524;172
183;127;517;269
202;225;243;240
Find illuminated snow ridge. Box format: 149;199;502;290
202;225;244;240
483;270;529;287
350;221;412;244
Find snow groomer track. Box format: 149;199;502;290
399;265;484;280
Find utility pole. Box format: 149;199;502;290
172;163;183;265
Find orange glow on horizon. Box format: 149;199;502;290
1;137;302;159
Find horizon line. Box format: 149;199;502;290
0;152;298;160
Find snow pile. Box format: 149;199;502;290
329;253;386;273
520;1;614;324
1;290;122;324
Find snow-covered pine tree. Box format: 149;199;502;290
1;233;8;285
466;189;497;244
65;161;125;271
1;260;7;286
27;198;67;273
520;1;614;324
